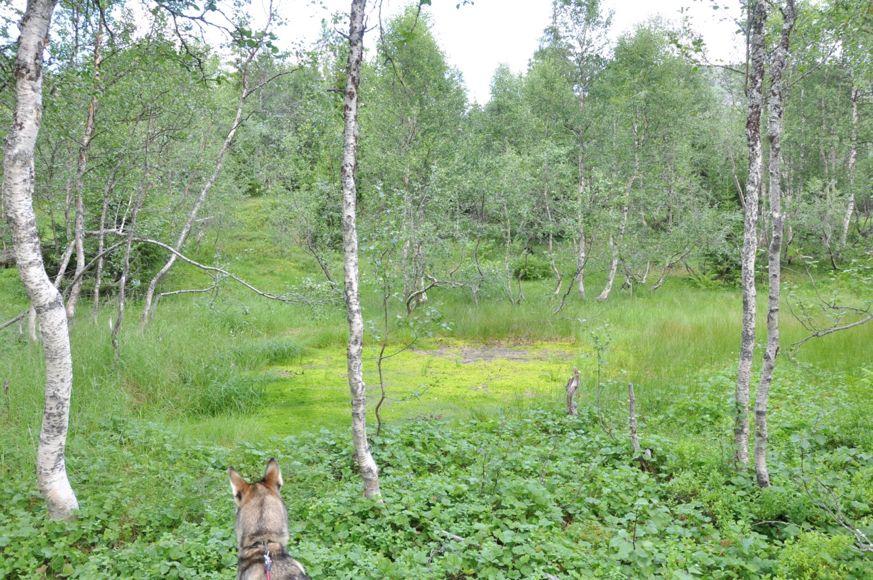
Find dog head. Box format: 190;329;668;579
228;458;289;550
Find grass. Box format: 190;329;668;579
1;197;871;577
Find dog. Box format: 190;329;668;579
228;459;309;579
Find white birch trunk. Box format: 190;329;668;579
65;23;102;320
576;92;588;298
341;0;381;500
839;86;859;247
735;0;767;469
755;0;795;488
597;189;630;302
597;234;618;301
2;0;78;519
542;187;562;295
576;222;587;298
597;122;638;302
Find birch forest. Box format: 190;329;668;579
1;0;871;577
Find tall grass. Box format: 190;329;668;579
2;200;870;475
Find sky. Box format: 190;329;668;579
269;0;745;104
3;0;744;104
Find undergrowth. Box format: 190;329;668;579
0;405;869;578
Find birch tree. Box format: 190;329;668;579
755;0;796;489
341;0;381;500
596;120;637;302
547;0;611;299
2;0;79;518
839;85;859;247
140;17;272;325
735;0;767;469
112;114;153;356
65;18;103;320
363;7;466;310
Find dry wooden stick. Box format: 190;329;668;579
566;368;580;416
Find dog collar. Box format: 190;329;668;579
263;541;273;580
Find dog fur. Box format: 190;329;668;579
229;459;309;580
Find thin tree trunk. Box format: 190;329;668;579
628;383;640;456
652;267;669;291
598;121;639;302
651;249;688;292
542;187;562;295
413;208;427;306
576;93;588;298
839;86;859;247
3;0;78;519
141;56;252;325
576;223;587;298
401;172;415;301
597;190;630;302
112;120;152;357
65;22;102;320
92;164;119;319
735;0;767;470
755;0;795;488
341;0;381;500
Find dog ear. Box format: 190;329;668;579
263;458;283;491
228;467;249;505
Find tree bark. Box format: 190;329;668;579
597;182;632;302
112;120;152;356
576;221;587;298
597;121;639;302
576;92;588;298
597;234;619;301
735;0;767;469
839;86;859;247
542;186;562;295
341;0;381;500
65;22;103;320
2;0;78;519
92;164;119;319
628;383;640;456
755;0;795;488
565;368;579;416
26;238;72;342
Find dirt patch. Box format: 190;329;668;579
417;345;573;364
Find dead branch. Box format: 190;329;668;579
405;264;462;314
566;368;580;416
628;383;640;455
0;311;25;332
554;263;584;314
790;312;872;353
133;237;306;304
153;280;222;312
304;236;337;288
78;233;321;307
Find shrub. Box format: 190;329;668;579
511;254;552;281
776;532;857;579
